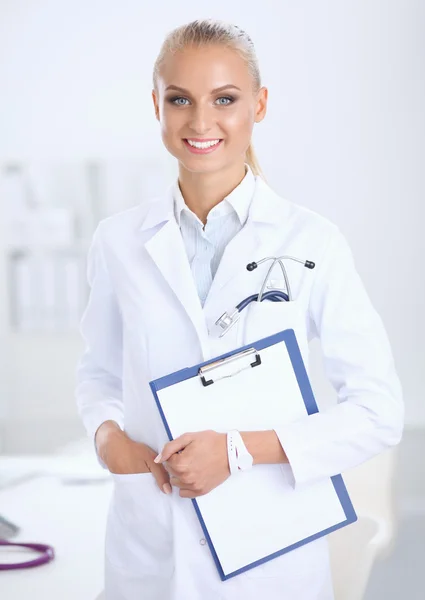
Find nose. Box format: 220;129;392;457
188;104;214;135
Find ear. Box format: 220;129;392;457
152;89;160;121
254;86;268;123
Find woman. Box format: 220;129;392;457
76;18;403;600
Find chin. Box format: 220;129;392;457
178;158;226;175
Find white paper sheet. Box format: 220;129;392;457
156;339;348;577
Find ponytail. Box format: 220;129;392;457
246;142;266;180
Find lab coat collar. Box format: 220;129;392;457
202;176;292;317
139;173;292;358
139;172;291;232
172;163;255;228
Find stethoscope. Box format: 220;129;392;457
215;255;315;337
0;538;55;570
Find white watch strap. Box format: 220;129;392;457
233;430;253;471
227;430;239;475
227;430;253;474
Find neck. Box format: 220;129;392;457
177;161;247;225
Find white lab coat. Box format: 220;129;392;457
76;174;403;600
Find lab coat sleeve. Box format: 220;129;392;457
273;225;404;486
75;224;124;468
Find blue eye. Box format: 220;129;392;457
169;97;189;106
168;96;235;106
215;96;234;105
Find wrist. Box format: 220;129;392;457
95;420;127;466
240;430;288;465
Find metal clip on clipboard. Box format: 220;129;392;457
198;347;262;387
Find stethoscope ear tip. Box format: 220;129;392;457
246;262;258;271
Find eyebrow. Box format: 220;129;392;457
164;84;242;94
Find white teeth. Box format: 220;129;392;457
187;139;221;149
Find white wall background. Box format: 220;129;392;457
0;0;424;451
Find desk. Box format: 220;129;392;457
0;456;113;600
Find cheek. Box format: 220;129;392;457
159;114;183;156
223;109;254;144
159;127;173;156
160;115;174;140
160;107;181;139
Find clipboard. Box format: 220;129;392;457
149;328;357;581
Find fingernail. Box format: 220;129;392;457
162;483;172;494
154;453;162;463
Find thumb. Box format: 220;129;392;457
154;433;192;464
149;461;171;494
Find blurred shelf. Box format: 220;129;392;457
5;243;90;258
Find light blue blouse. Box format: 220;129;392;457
173;164;256;305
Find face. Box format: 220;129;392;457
152;44;267;174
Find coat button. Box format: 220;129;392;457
199;538;207;546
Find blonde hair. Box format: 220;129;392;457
153;18;266;179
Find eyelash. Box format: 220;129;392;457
168;96;235;106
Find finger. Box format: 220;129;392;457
149;462;172;494
179;488;198;499
179;485;210;498
169;477;199;496
155;434;192;463
169;476;184;489
163;461;179;478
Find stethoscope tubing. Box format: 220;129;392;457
257;259;292;302
0;538;55;570
236;290;289;312
216;254;315;337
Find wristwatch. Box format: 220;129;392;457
227;430;253;473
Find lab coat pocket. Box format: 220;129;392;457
240;300;309;372
106;472;174;577
242;299;306;345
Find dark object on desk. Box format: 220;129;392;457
0;514;55;570
0;515;20;539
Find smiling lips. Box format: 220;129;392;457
183;138;223;154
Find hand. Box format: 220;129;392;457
95;421;172;494
155;430;230;498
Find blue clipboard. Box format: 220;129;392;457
149;328;357;581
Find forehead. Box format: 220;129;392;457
157;45;253;93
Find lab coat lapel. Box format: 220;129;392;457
203;177;292;322
203;220;262;308
141;189;210;356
